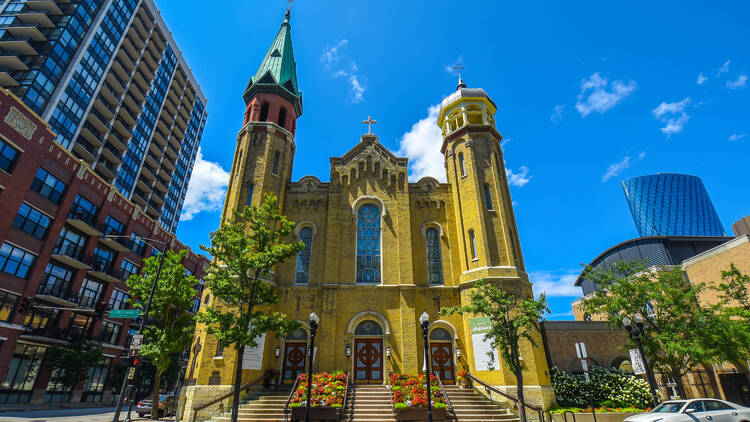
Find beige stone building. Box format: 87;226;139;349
183;10;554;416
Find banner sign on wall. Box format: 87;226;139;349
242;333;266;370
469;317;501;372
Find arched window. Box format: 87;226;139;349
356;203;381;283
272;151;280;175
425;227;443;285
259;102;269;121
429;328;452;340
287;328;308;341
458;153;466;177
355;320;383;336
278;107;287;128
295;227;313;283
468;230;477;259
246;184;254;207
484;184;493;210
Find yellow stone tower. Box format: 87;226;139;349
183;11;554;416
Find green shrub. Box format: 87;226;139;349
331;404;342;408
289;403;301;408
434;402;447;409
394;402;408;410
550;366;651;409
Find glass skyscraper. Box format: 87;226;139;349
622;173;726;237
0;0;206;233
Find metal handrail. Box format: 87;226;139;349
341;372;351;422
192;370;272;421
465;372;546;422
283;374;301;422
436;375;455;419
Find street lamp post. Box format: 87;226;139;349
623;314;660;407
111;236;169;422
305;311;319;422
419;311;433;422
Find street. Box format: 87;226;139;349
0;407;168;422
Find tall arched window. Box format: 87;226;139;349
425;227;443;285
356;203;381;283
295;227;313;283
278;107;287;128
469;229;477;259
458;153;466;177
259;102;269;121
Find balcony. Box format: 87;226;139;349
87;108;111;133
116;49;135;71
117;105;136;127
94;160;116;182
99;233;130;253
72;140;96;163
51;240;90;270
36;277;77;307
0;35;38;55
79;122;104;148
22;325;83;342
86;259;123;283
128;80;145;103
0;67;19;87
112;118;132;140
66;208;102;236
101;142;123;164
104;72;125;96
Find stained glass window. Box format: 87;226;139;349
355;320;383;335
426;227;443;285
429;328;452;340
469;230;477;259
295;227;313;283
356;204;381;283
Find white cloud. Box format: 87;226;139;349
697;73;708;85
530;270;582;297
321;39;366;103
718;59;731;74
506;166;531;187
550;104;564;123
652;97;691;136
575;73;637;117
601;151;646;183
180;149;230;222
729;133;747;142
727;75;748;89
397;104;445;182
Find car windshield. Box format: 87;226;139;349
159;395;170;401
652;402;687;413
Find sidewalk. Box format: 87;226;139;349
0;406;175;422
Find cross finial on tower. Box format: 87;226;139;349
453;62;467;90
285;0;295;21
362;116;377;135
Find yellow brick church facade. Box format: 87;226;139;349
185;10;554;411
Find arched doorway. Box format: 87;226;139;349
429;328;455;384
281;328;308;383
353;320;384;384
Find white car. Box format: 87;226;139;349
624;399;750;422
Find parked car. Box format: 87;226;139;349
624;399;750;422
136;394;177;418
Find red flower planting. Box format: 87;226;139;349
291;371;348;407
390;373;445;407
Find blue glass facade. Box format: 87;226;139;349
622;173;725;237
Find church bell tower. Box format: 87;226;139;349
221;9;302;222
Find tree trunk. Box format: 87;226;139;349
516;370;527;422
151;367;163;420
230;344;245;422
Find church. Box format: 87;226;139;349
185;9;554;412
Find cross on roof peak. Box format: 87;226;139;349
362;116;377;135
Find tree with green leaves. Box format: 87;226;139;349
711;264;750;382
45;339;103;404
196;193;303;422
580;260;723;397
441;280;548;422
127;249;197;420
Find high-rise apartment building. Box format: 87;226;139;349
0;0;207;233
622;173;726;237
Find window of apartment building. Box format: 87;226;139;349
68;194;98;223
54;227;87;259
13;203;52;239
92;246;115;270
0;291;19;323
68;313;93;338
102;215;124;236
0;138;19;173
40;263;74;297
129;233;146;256
272;151;280;175
23;300;55;330
78;278;104;309
0;343;47;404
81;357;111;403
483;184;493;211
0;243;36;279
30;168;66;204
120;260;138;281
109;289;129;310
99;321;121;345
44;368;71;403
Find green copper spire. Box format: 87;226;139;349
243;10;303;116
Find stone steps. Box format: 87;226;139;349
443;386;520;422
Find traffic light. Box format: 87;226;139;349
94;301;109;319
128;356;142;367
18;297;33;315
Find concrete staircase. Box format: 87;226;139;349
344;384;396;422
443;385;520;422
209;386;290;422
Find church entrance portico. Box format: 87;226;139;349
281;328;308;383
352;320;385;384
429;328;456;384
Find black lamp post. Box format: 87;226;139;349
419;311;433;422
305;311;319;422
623;314;660;407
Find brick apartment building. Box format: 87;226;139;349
0;88;209;404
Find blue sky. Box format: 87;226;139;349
166;1;750;319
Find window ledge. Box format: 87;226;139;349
471;258;479;262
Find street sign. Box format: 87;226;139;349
130;335;144;350
630;348;646;375
127;367;136;380
109;309;141;319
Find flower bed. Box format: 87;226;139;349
289;371;348;408
390;373;446;408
